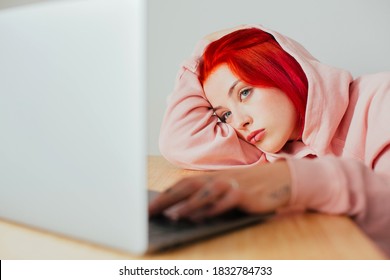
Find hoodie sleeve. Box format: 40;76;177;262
286;151;390;256
159;40;264;170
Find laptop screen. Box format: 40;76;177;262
0;0;148;254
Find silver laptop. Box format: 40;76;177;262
0;0;268;255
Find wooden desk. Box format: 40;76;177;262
0;156;386;259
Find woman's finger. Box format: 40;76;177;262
189;188;241;221
163;178;233;220
148;176;208;216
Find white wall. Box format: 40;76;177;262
0;0;52;9
147;0;390;155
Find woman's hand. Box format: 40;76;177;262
148;160;292;222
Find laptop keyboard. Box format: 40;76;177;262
147;190;271;251
149;216;201;237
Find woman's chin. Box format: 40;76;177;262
254;140;285;154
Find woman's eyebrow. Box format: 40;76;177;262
228;80;240;96
212;80;241;111
213;80;241;112
213;106;222;112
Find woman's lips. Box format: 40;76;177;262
246;129;266;145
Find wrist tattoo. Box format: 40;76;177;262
199;189;210;199
269;185;291;201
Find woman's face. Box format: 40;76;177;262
203;64;299;153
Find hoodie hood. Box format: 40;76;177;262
253;24;353;157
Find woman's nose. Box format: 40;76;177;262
233;111;252;131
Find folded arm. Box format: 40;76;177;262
286;147;390;256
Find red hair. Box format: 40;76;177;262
199;28;308;135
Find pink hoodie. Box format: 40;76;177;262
159;24;390;257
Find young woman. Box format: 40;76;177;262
149;25;390;257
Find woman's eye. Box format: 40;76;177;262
221;111;232;122
240;88;251;100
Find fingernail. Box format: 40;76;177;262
164;210;179;221
163;203;186;221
